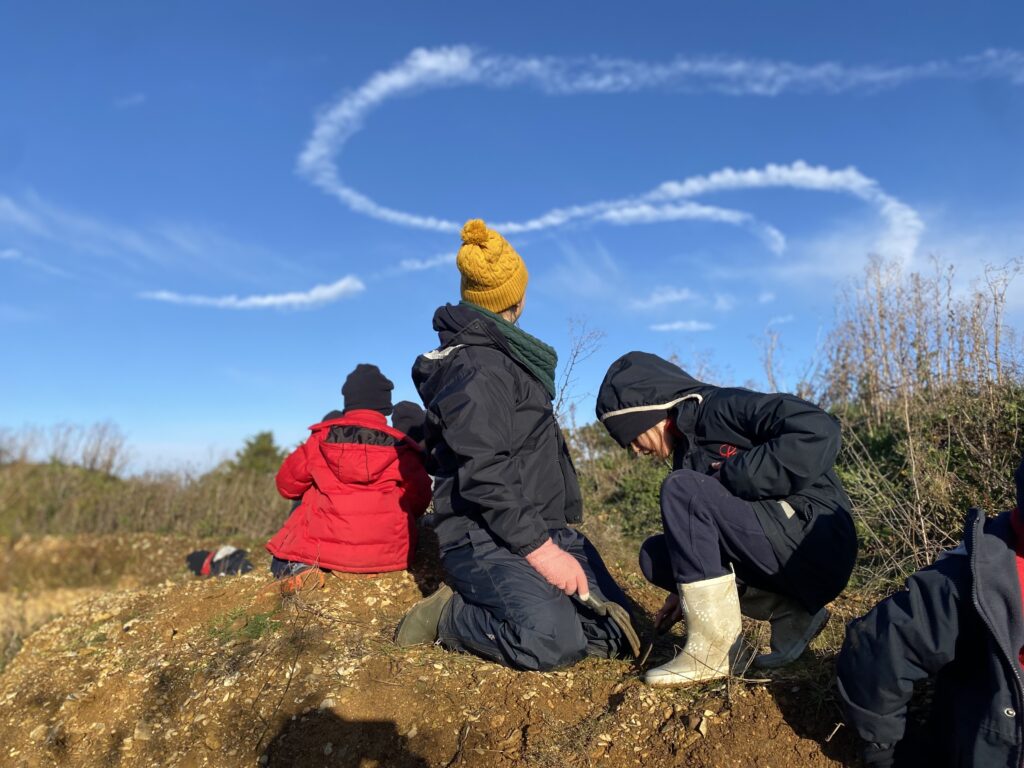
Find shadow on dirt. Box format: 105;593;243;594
264;709;428;767
408;523;445;597
769;657;860;765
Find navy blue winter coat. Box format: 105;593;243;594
838;508;1024;767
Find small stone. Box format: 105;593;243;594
662;707;674;721
323;742;333;756
134;721;153;741
29;725;47;741
320;698;336;710
405;725;418;739
122;619;140;632
697;718;709;738
205;735;222;750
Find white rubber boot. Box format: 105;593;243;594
740;587;829;668
644;572;743;687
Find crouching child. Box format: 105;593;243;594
837;456;1024;767
596;351;858;686
266;364;433;593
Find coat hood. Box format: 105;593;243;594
596;351;711;447
309;411;410;486
318;440;400;485
412;304;508;401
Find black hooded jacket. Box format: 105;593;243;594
596;351;857;611
411;304;582;555
837;507;1024;768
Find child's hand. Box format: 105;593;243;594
862;743;895;768
654;592;682;634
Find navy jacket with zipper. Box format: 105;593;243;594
837;508;1024;768
411;304;582;555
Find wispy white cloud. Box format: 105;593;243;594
768;314;795;326
140;276;365;310
651;320;714;332
397;252;456;272
757;291;776;304
630;287;697;310
0;194;315;288
714;293;736;311
296;46;1021;259
114;92;147;108
547;240;621;299
0;247;71;278
0;193;167;270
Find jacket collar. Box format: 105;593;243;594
310;409;387;430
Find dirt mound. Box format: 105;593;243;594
0;548;861;768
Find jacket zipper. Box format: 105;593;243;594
968;512;1024;767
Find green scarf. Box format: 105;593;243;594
462;301;558;399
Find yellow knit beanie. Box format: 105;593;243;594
457;219;529;313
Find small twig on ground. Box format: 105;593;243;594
444;722;471;767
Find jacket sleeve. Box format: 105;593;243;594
836;555;965;747
717;391;842;500
431;357;550;556
397;447;433;519
275;441;313;500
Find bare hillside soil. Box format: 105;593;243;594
0;531;862;767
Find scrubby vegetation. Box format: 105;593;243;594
573;257;1024;589
0;424;291;539
1;258;1021;591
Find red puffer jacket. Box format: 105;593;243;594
266;410;432;573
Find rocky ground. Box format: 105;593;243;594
0;530;864;767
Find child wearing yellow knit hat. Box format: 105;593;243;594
397;219;638;673
456;219;529;315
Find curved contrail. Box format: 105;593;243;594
297;46;1021;261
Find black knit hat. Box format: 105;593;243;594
596;351;706;448
392;400;426;443
341;364;394;415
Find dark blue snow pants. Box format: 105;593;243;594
437;526;632;671
639;469;784;592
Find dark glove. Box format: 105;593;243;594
862;742;896;768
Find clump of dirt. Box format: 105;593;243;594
0;540;861;768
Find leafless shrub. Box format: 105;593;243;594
0;424;289;539
555;318;606;422
824;256;1024;585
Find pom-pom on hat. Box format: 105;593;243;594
457;219;529;313
341;364;394;416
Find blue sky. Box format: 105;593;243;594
2;2;1023;470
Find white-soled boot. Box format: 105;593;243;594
644;572;743;687
741;586;829;668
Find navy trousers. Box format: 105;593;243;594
640;469;785;593
437;526;632;671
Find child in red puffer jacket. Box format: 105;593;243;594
266;365;432;592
